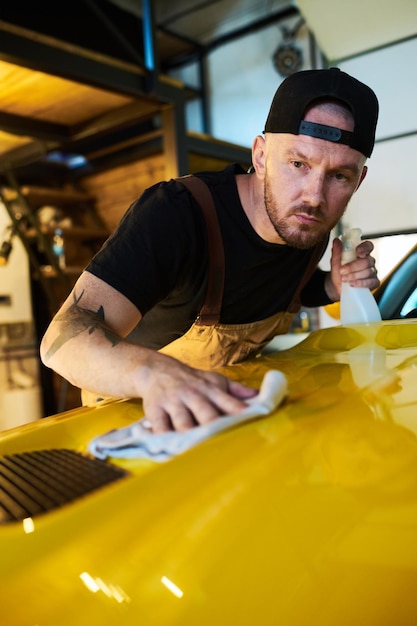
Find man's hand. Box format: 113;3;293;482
134;352;258;433
325;236;380;301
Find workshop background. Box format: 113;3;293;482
0;0;416;423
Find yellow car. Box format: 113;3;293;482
1;319;417;625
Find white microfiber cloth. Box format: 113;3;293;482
88;370;288;462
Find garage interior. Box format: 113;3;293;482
0;0;416;425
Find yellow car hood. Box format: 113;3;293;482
1;320;417;625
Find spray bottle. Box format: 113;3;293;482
340;228;381;325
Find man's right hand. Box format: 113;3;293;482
134;352;257;432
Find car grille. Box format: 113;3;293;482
0;448;129;523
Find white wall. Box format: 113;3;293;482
340;39;417;141
339;38;417;236
171;12;417;251
171;16;315;148
343;133;417;236
207;23;292;147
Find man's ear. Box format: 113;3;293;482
355;164;368;191
252;135;266;179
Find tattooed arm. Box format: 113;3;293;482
40;271;255;432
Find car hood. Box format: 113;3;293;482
1;319;417;625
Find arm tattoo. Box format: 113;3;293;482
45;290;122;359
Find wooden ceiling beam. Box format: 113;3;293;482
0;111;70;142
0;21;149;99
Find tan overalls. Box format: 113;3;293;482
160;175;325;369
82;175;325;404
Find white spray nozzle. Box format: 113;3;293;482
341;228;362;265
339;226;382;325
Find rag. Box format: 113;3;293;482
88;370;288;462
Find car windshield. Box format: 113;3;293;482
370;233;417;280
369;233;417;320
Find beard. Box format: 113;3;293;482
264;177;338;250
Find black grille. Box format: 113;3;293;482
0;448;129;523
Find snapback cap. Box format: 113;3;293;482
264;68;379;157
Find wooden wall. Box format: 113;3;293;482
81;153;166;231
81;151;251;231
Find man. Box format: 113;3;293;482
41;67;380;432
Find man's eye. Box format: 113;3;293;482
292;161;304;168
335;172;348;181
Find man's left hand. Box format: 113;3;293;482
325;237;380;301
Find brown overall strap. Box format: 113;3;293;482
178;175;225;325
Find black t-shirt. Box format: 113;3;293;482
86;164;331;349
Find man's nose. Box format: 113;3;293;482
302;174;325;207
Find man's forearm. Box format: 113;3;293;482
40;291;156;400
43;289;122;361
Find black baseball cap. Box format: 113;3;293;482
264;67;379;157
